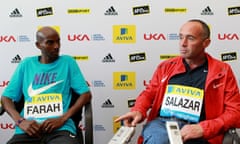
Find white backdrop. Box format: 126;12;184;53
0;1;239;144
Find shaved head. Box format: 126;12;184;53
36;26;59;42
187;19;210;39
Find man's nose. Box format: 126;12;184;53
54;42;60;49
180;38;187;46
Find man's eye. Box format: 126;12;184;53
46;40;54;45
188;37;195;40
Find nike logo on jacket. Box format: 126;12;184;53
28;80;64;96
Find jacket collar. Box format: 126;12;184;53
168;53;226;85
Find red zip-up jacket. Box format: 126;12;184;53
132;53;240;144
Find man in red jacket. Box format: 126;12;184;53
115;19;240;144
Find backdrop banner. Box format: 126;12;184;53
0;1;239;144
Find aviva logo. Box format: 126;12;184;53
113;25;136;43
113;72;135;89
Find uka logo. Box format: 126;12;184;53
0;123;15;129
0;36;16;42
68;34;90;41
0;81;9;87
144;33;166;40
218;33;239;40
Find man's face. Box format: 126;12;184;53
179;22;209;59
38;32;60;62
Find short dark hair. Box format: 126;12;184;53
188;19;210;39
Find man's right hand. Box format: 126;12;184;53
114;111;143;127
19;119;41;137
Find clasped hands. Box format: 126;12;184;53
17;117;65;137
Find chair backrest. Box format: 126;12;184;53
82;101;93;144
0;100;4;115
0;91;93;144
71;90;93;144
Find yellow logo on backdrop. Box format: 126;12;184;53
37;26;60;35
113;116;122;133
113;25;136;43
113;72;136;90
160;54;178;60
73;56;89;61
67;8;90;14
164;8;187;13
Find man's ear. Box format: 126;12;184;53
35;41;41;49
203;38;211;49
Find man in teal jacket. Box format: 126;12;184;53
116;19;240;144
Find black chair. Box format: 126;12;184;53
0;90;93;144
70;90;93;144
223;128;240;144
